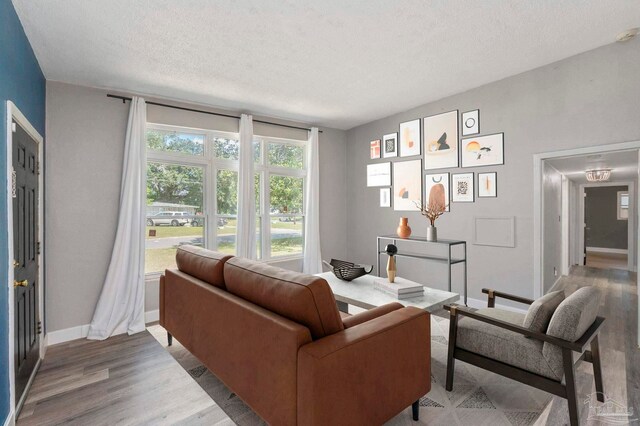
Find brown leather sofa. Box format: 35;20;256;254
160;245;431;425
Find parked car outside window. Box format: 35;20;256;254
146;211;190;227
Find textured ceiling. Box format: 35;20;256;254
12;0;640;129
548;151;639;184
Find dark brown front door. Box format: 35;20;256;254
12;120;40;403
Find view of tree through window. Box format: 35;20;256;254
144;128;307;274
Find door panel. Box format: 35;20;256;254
13;120;40;405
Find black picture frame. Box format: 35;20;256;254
461;109;480;136
477;172;498;198
451;172;475;203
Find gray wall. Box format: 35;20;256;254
45;81;347;333
345;39;640;301
585;186;628;249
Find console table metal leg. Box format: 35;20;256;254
463;243;468;306
447;245;452;293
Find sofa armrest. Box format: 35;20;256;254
342;302;404;328
297;307;430;425
482;288;535;307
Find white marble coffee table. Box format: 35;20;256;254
317;272;459;313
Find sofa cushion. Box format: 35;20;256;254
457;308;557;380
523;290;565;334
175;245;233;289
542;286;601;379
224;257;344;340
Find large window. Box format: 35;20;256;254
145;125;307;274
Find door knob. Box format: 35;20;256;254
14;279;28;287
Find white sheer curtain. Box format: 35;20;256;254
236;114;256;259
303;127;322;274
87;97;147;340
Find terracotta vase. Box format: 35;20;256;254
396;217;412;238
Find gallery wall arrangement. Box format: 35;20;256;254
365;108;505;213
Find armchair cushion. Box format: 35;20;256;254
523;290;565;334
542;287;602;379
457;308;558;380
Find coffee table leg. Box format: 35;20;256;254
336;300;349;314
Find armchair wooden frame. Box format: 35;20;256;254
445;288;605;426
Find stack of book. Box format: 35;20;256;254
373;277;424;300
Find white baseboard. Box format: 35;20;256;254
466;297;528;314
586;247;628;254
46;310;161;346
3;411;15;426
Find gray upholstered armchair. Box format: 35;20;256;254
445;286;605;426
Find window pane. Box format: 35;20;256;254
269;175;303;214
268;143;304;169
214;137;239;160
145;163;204;273
254;140;261;163
216;216;237;255
271;216;303;256
217;169;238;215
255;173;261;214
256;217;261;260
146;130;204;155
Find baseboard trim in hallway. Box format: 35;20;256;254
46;310;160;346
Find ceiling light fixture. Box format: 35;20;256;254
585;169;612;182
616;28;638;42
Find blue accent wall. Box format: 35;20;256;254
0;0;45;420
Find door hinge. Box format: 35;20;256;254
36;241;41;255
37;161;41;176
11;122;16;132
37;321;42;335
11;167;16;198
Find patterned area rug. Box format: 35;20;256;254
148;316;551;425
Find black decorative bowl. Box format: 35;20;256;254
323;259;373;281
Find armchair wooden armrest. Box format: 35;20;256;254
481;288;535;307
443;304;605;353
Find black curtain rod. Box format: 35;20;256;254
107;94;322;133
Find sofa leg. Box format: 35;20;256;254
412;400;419;421
167;332;173;346
562;348;579;426
591;336;605;402
445;312;458;392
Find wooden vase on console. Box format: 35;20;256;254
387;255;396;283
397;217;412;238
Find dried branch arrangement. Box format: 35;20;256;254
413;199;447;226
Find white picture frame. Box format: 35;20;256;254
424;110;459;170
462;109;479;136
452;173;474;203
425;172;450;212
382;132;398;158
399;119;421;157
393;159;422;211
380;188;391;207
367;162;392;187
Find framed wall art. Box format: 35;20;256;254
425;172;450;212
383;132;398;158
452;173;474;202
380;188;391;207
461;109;479;136
461;133;504;168
370;139;381;159
367;162;391;187
399;119;421;157
478;172;497;198
423;110;459;170
393;159;422;211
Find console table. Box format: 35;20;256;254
376;235;468;305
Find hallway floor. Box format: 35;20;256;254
538;266;639;425
585;250;628;270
